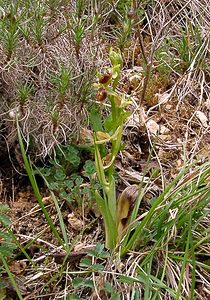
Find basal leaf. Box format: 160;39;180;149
0;214;11;227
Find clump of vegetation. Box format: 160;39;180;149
0;204;21;298
0;204;16;261
0;1;102;158
38;144;97;208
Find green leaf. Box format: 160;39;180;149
89;106;103;132
94;191;117;249
0;281;6;288
107;176;117;222
83;186;91;194
64;145;81;168
94;143;109;191
121;110;132;121
54;168;66;181
66;195;73;203
0;232;13;242
75;176;84;186
64;180;74;189
95;242;104;255
99;250;110;259
72;277;94;288
0;214;11;227
118;275;138;284
132;288;140;300
42;168;52;177
88;242;110;258
103;282;114;293
0;243;16;257
0;204;10;214
60;191;69;199
83;160;95;176
49;182;60;191
16;119;64;249
49;158;57;165
91;263;104;271
110;293;121;300
104;115;113;133
79;258;92;267
94;182;101;190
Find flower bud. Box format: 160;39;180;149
109;47;123;67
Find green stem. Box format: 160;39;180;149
110;96;117;131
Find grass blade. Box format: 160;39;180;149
16;118;64;248
0;254;23;300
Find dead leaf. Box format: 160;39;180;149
68;212;84;231
158;92;170;104
195;111;208;127
165;104;173;110
205;97;210;110
158;134;172;141
79;127;93;144
117;185;139;241
10;261;27;275
176;159;183;168
146;119;159;135
96;131;110;141
160;125;170;134
123;169;146;183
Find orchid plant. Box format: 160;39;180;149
93;48;133;250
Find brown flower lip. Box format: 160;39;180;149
99;72;112;84
96;87;107;102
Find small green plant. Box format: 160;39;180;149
0;204;24;299
50;66;72;109
39;144;97;207
115;13;133;51
155;22;209;75
69;1;86;59
17;82;34;105
0;3;20;60
72;243;119;298
32;2;47;46
0;204;16;260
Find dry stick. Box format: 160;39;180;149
135;0;192;106
133;0;148;65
